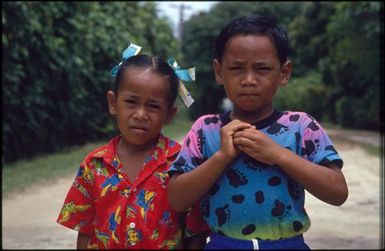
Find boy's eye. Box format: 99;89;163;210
229;66;241;70
257;67;271;72
125;99;136;104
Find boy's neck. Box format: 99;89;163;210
230;107;274;124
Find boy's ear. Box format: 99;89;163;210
165;106;178;125
213;59;224;85
280;60;293;86
107;90;117;115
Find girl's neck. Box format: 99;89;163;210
117;136;158;157
230;106;274;124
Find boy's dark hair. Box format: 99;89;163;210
114;54;179;108
214;15;289;66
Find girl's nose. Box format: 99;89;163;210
133;107;148;120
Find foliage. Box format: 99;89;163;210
274;72;327;121
181;1;303;120
182;1;382;131
2;2;179;162
321;2;382;130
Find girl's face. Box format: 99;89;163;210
107;67;176;149
213;35;292;122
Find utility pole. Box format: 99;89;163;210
171;3;192;39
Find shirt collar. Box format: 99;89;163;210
219;109;283;129
87;134;181;166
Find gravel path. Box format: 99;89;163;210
2;129;383;249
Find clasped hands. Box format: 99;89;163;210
220;119;282;165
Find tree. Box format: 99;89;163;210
181;1;302;120
2;2;179;162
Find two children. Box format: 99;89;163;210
167;15;348;249
58;14;349;250
57;47;208;249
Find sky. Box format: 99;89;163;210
156;1;218;36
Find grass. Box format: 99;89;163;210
2;107;193;196
2;142;103;196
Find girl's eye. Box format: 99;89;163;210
149;104;161;110
229;66;241;70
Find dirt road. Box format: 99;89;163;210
2;130;383;249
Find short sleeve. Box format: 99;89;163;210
302;118;343;169
57;160;95;235
168;126;206;177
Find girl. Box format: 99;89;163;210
57;46;208;249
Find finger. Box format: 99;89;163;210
233;137;255;148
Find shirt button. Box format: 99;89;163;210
129;222;136;228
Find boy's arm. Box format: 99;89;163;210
77;232;91;249
233;128;348;206
168;120;252;212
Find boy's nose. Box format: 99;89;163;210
241;71;257;86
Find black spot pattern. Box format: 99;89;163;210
204;116;219;125
186;137;191;147
325;145;337;153
200;199;210;218
209;183;220;196
289;114;300;122
255;191;265;204
243;154;270;171
191;156;208;166
172;157;187;173
197;129;205;154
292;221;303;232
307;121;319;131
295;132;301;145
271;199;285;217
226;168;248;188
266;122;289;136
241;224;256;235
268;176;282;186
304;139;320;156
287;178;301;200
215;204;230;227
231;194;245;204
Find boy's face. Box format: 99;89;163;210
107;67;176;148
213;35;291;118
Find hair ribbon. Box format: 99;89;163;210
111;43;195;107
167;59;195;107
111;43;142;77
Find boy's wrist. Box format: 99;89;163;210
213;151;234;165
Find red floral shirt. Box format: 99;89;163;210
57;134;208;249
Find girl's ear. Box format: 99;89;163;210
165;106;178;125
279;60;293;86
213;59;224;85
107;90;117;115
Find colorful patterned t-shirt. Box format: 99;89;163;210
169;110;343;241
57;134;208;249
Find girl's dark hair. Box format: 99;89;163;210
214;15;289;66
113;54;179;108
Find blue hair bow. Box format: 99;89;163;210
110;43;195;107
111;43;142;77
167;59;195;107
